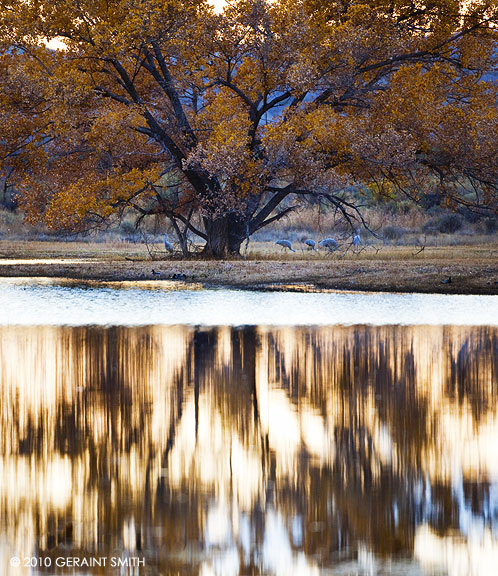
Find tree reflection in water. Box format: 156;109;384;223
0;325;497;575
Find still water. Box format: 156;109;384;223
1;278;498;326
0;281;497;575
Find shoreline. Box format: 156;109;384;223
0;259;497;295
0;239;496;295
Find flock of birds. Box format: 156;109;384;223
160;229;456;286
275;229;361;253
163;229;362;254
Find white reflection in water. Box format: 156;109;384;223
200;547;240;576
205;501;232;549
239;514;251;564
1;278;498;326
262;510;319;576
415;526;498;576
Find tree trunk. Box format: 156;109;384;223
203;213;246;258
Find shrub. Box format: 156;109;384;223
423;213;463;234
484;216;498;235
382;225;405;240
437;213;464;233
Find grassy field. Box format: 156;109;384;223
0;239;496;294
0;201;496;293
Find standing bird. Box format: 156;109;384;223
275;239;296;252
319;238;339;251
304;239;316;250
163;234;174;253
352;228;361;248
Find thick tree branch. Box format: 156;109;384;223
150;41;196;145
358;19;491;74
215;78;257;111
170;211;208;240
249;186;291;232
252;204;300;232
95;86;132;105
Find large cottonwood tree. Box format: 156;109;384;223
1;0;497;256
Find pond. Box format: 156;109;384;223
1;278;497;327
0;279;497;575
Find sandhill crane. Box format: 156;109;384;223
163;234;174;253
275;239;296;252
352;228;361;247
319;238;338;251
304;239;316;250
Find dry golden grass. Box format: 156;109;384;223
246;240;497;261
0;239;497;294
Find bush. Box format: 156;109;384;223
484;216;498;235
437;213;464;233
420;191;442;210
382;225;405;240
423;213;463;234
457;206;481;224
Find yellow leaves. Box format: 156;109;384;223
235;58;270;100
189;87;254;178
381;63;449;134
26;164;163;231
287;56;320;92
86;101;147;157
459;32;496;70
2;0;498;231
380;60;498;177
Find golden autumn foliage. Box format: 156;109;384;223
0;0;497;255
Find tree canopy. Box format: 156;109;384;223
1;0;497;255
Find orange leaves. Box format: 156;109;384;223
1;0;498;238
186;87;266;210
383;61;498;169
20;160;163;231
